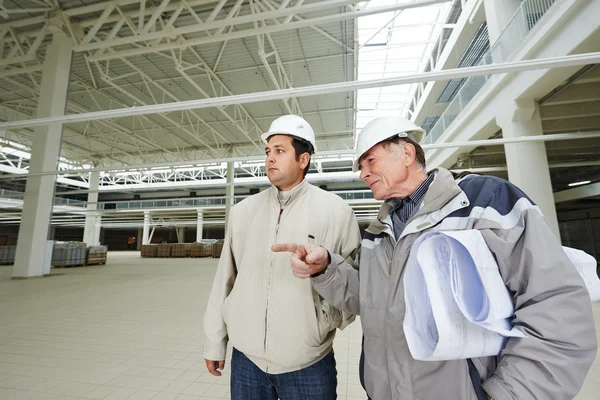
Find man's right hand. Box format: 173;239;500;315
271;243;329;278
205;358;225;376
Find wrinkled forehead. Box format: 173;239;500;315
358;141;386;165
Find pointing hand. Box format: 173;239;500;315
271;243;329;279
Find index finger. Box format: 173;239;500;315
271;243;299;253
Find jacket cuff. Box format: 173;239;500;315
310;250;332;277
483;375;513;400
311;253;342;287
203;342;227;361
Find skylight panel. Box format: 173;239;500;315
355;0;452;146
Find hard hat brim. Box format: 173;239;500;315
352;129;425;172
261;131;317;152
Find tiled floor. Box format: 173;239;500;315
0;251;598;400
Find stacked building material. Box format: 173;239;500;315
171;243;187;257
189;240;217;257
141;240;227;258
141;245;158;257
157;243;172;257
200;243;213;257
188;243;202;257
211;240;224;258
0;245;16;265
86;245;108;265
52;242;87;267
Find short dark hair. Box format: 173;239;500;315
381;136;426;170
267;135;313;177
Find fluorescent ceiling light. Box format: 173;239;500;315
568;180;591;187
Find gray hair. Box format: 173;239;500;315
385;138;426;171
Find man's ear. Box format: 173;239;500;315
299;153;310;170
403;143;417;167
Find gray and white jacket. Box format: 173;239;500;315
312;168;597;400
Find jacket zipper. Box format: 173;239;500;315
264;207;284;372
383;195;470;397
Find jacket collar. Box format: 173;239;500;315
268;178;310;205
411;168;462;218
366;168;466;237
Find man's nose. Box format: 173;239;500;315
359;167;370;181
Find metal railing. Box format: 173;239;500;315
422;0;557;145
109;190;377;210
113;197;231;210
336;190;376;201
2;188;379;213
0;188;87;207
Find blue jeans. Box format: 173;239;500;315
230;348;337;400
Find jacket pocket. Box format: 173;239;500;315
313;293;342;340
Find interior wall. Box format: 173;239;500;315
53;227;84;242
0;225;20;246
101;229;139;250
559;208;600;270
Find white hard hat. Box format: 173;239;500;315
353;116;425;172
261;114;317;153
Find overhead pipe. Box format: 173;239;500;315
1;52;599;131
422;131;600;149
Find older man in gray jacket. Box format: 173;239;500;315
274;116;597;400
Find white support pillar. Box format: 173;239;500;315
483;0;521;62
496;100;560;239
12;32;73;279
142;211;151;245
94;216;102;245
483;0;521;43
177;227;185;243
196;210;203;242
83;171;100;246
225;161;234;230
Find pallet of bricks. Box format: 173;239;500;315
157;243;172;257
171;243;187;257
212;240;225;258
189;240;215;258
86;245;107;265
0;245;16;265
141;244;158;258
52;242;87;267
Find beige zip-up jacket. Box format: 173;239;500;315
203;179;360;373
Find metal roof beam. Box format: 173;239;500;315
168;40;263;151
82;0;450;61
96;55;233;155
3;52;598;130
77;0;359;52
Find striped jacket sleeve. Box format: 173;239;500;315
461;177;598;400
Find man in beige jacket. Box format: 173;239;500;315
203;114;360;399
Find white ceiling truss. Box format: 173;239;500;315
1;0;596;210
0;0;454;171
0;0;351;165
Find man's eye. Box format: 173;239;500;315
368;158;374;163
277;149;284;153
